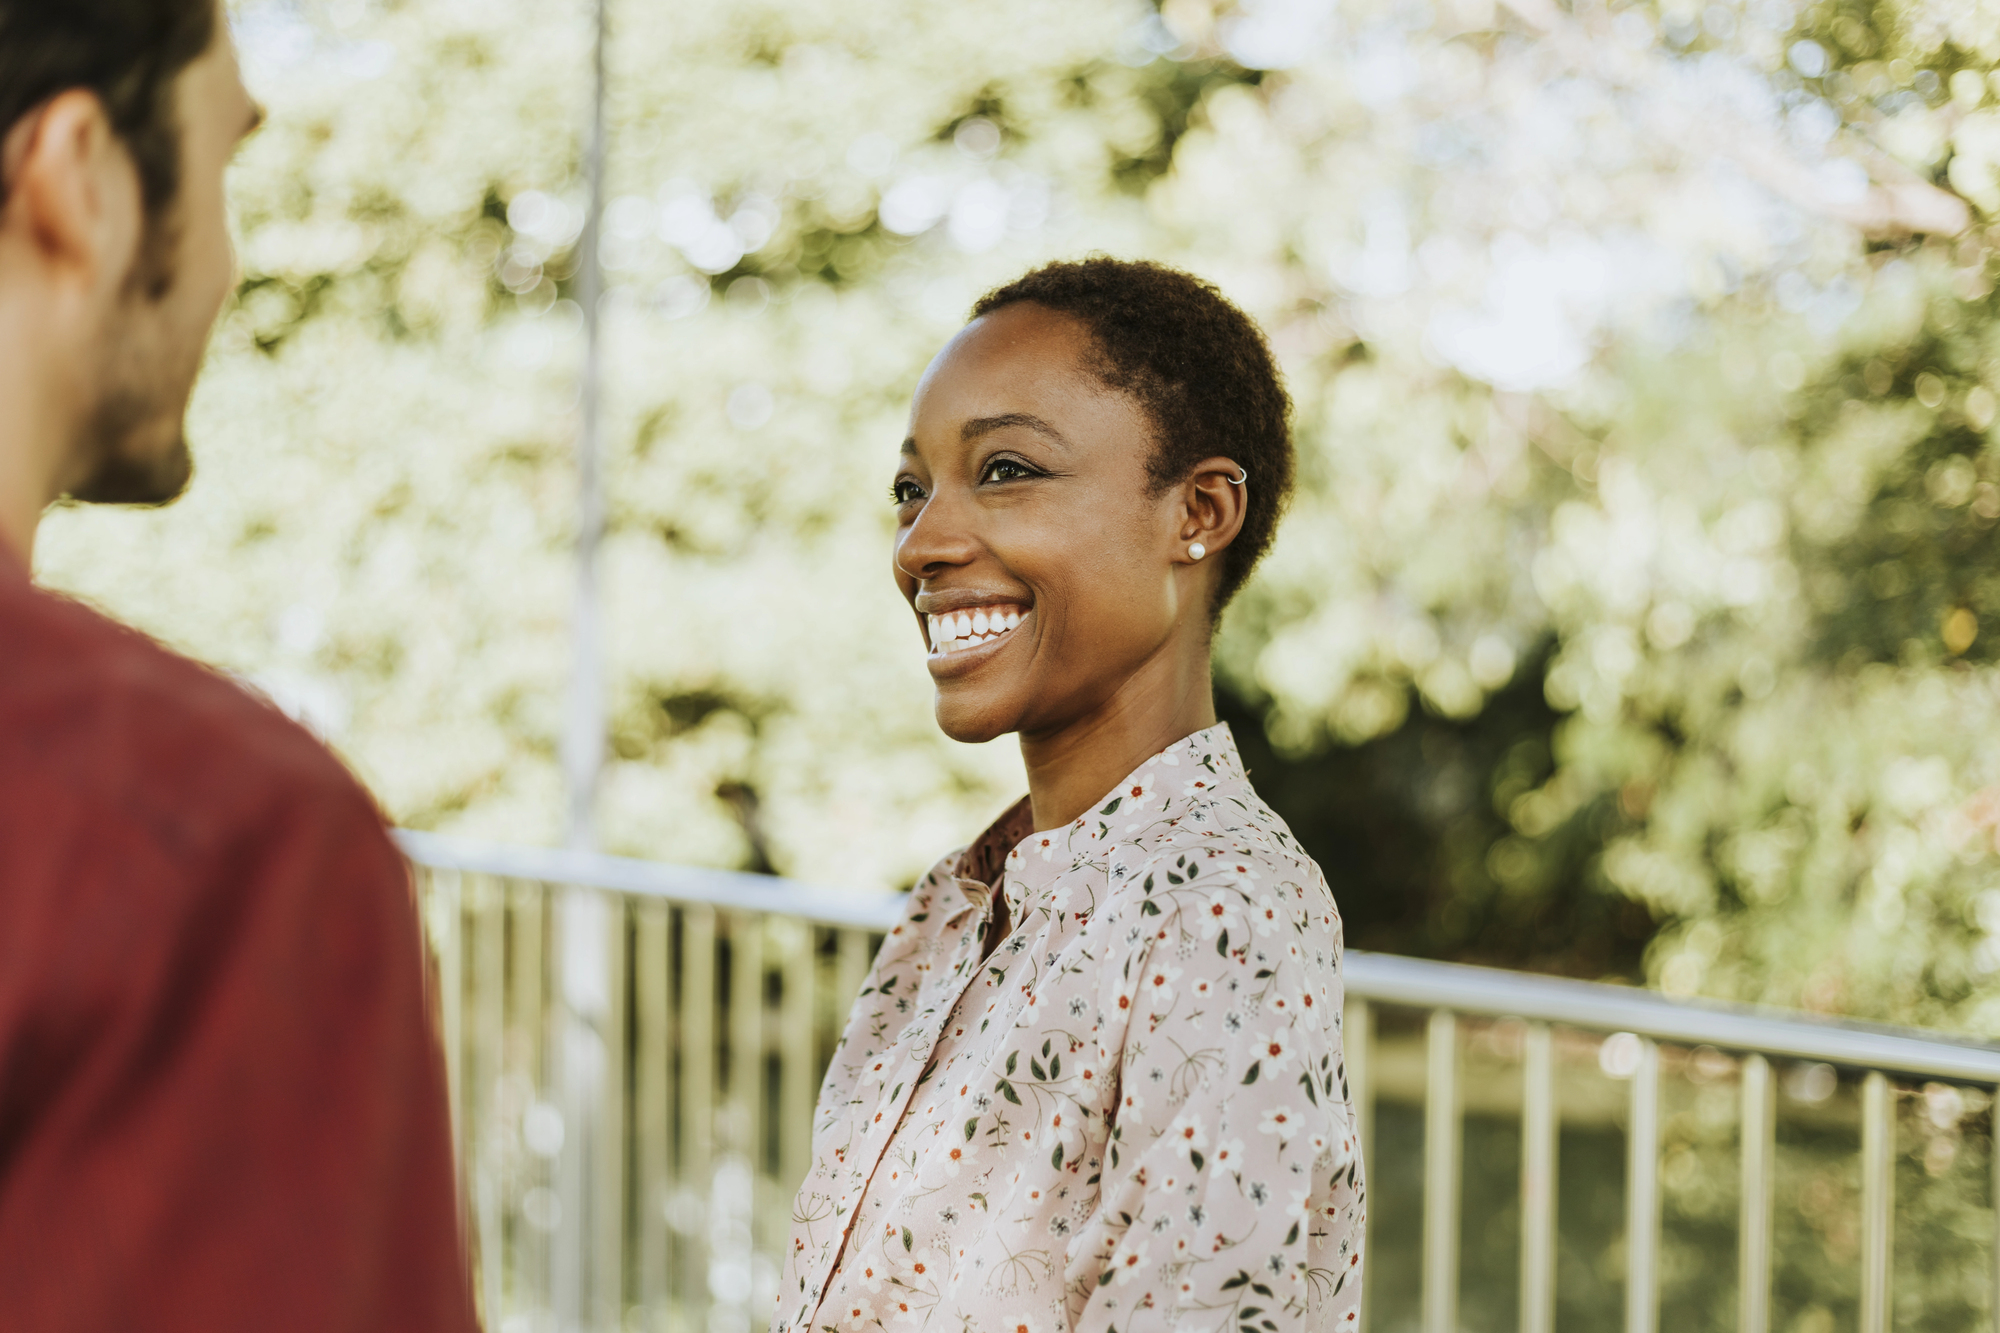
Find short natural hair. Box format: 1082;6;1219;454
0;0;217;225
970;257;1295;614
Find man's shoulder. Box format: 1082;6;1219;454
0;577;377;852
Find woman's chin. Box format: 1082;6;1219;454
931;692;1021;746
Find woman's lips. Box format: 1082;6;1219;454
927;604;1027;657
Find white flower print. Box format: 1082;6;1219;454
1118;772;1158;810
1195;891;1242;941
1258;1104;1303;1141
938;1138;977;1178
1140;959;1183;1006
1212;1138;1245;1171
1248;894;1282;936
836;1297;874;1330
1254;1026;1298;1072
1109;1238;1151;1286
1166;1112;1208;1160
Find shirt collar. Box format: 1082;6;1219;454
954;722;1248;919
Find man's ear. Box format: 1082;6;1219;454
1;89;142;295
1178;457;1250;555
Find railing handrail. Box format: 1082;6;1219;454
398;831;2000;1084
393;829;907;931
1346;951;2000;1085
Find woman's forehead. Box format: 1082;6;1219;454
907;306;1140;452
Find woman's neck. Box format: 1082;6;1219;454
1018;642;1217;832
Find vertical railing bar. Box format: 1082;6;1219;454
1860;1070;1894;1333
780;925;816;1192
1738;1053;1774;1333
680;905;717;1327
552;890;589;1330
512;880;548;1317
1422;1009;1460;1333
593;895;628;1328
1521;1022;1556;1333
1626;1038;1660;1333
472;874;506;1328
636;900;670;1324
836;928;871;1012
1345;997;1373;1333
731;912;766;1268
1993;1078;2000;1333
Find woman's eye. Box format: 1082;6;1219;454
890;478;927;505
982;458;1036;483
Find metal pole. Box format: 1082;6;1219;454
1993;1080;2000;1333
555;12;612;1322
562;0;610;853
1738;1054;1774;1333
1520;1023;1556;1333
1422;1010;1459;1333
1860;1071;1894;1333
1625;1038;1659;1333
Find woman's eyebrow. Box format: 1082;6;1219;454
961;413;1070;448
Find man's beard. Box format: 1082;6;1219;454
65;224;198;508
69;387;194;506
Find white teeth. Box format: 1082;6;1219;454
927;606;1029;655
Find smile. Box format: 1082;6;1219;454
928;605;1026;657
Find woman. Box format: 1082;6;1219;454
774;258;1364;1333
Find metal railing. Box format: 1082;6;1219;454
399;832;2000;1333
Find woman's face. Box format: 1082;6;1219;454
893;302;1201;744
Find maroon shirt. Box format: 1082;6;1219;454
0;551;477;1332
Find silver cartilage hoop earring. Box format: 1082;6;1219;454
1228;467;1248;485
1188;542;1207;561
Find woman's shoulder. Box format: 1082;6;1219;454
1091;783;1343;946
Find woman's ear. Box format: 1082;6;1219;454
1176;457;1249;560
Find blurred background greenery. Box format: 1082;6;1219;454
36;0;2000;1041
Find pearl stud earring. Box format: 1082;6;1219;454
1188;542;1207;561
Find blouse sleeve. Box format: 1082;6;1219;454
1075;860;1364;1333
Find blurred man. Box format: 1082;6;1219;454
0;4;477;1329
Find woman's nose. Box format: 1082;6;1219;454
894;491;979;581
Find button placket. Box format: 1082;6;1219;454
798;895;995;1326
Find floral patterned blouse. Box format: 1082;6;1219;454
772;724;1365;1333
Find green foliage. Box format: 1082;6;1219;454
37;0;2000;1056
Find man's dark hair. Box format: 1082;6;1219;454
970;257;1295;616
0;0;217;227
